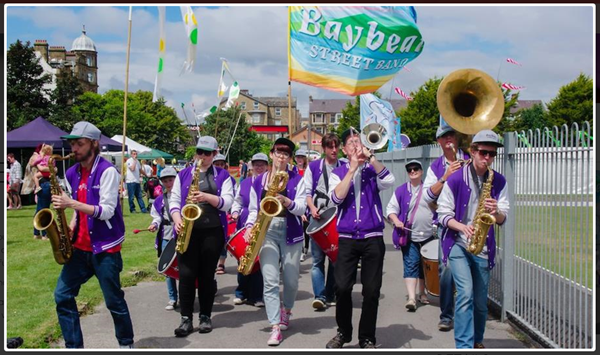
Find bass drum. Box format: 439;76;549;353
157;238;198;287
420;238;440;297
226;227;261;274
306;207;339;263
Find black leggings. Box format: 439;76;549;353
178;226;224;319
303;220;310;252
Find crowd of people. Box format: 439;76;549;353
10;120;509;349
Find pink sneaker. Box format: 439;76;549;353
267;327;282;346
279;307;291;331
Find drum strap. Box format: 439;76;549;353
314;161;334;211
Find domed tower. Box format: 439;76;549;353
71;25;98;93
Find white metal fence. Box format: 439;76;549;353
376;121;594;349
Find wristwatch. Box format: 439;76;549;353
438;177;446;183
368;154;375;162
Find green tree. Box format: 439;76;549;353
397;78;442;146
199;107;273;165
71;90;191;154
48;69;84;131
511;103;547;133
7;40;52;130
336;96;361;137
545;73;593;128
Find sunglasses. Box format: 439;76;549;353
476;149;497;158
406;166;421;173
196;149;213;156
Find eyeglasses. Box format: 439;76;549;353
406;166;421;173
196;149;213;156
274;150;290;158
476;149;497;158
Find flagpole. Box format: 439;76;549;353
214;60;226;137
496;58;503;82
225;110;244;159
120;6;133;208
287;6;293;139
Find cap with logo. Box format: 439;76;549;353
472;129;503;147
61;121;102;141
196;136;219;151
159;167;177;179
435;125;455;139
213;153;226;162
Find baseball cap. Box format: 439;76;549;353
340;127;360;145
435;125;455;139
472;129;503;147
251;153;269;163
273;137;295;153
295;149;307;157
61;121;102;141
405;159;423;170
213;153;226;162
196;136;219;151
159;167;177;179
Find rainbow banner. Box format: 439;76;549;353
289;6;424;96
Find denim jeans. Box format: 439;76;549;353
310;238;336;302
161;239;178;302
438;226;455;323
448;244;491;349
235;270;264;303
126;182;147;213
54;249;134;348
33;180;51;236
259;217;302;326
400;239;425;279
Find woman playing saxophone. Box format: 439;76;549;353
168;136;234;337
436;129;510;349
243;138;307;346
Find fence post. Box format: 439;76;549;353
501;132;516;322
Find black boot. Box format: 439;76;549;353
174;316;193;337
199;315;212;333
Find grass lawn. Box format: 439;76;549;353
6;204;162;348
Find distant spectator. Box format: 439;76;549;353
7;153;22;210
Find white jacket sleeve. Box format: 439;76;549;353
169;174;182;215
303;165;314;197
376;166;395;191
286;177;307;216
216;176;234;211
96;167;120;220
422;166;439;204
496;183;510;226
328;172;343;205
231;186;243;215
437;183;456;228
246;182;259;227
386;192;400;219
150;203;162;227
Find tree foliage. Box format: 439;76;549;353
7;40;52;130
545;73;593;128
196;107;273;165
397;78;442;146
48;69;83;131
511;103;547;133
71;90;191;154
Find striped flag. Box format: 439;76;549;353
506;58;522;66
502;82;526;91
152;6;166;102
394;87;413;101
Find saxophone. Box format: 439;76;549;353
238;169;289;275
33;153;74;265
175;159;203;254
467;162;496;255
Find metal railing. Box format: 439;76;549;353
376;121;594;349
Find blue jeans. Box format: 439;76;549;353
259;217;302;326
310;238;336;302
161;239;178;302
54;249;134;348
126;182;146;213
448;244;490;349
400;239;425;279
438;226;455;323
33;181;51;236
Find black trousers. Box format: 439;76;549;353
334;236;385;344
178;226;224;319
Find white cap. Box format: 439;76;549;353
196;136;219;151
213;154;226;162
159;167;177;179
472;129;503;147
62;121;101;141
251;153;269;163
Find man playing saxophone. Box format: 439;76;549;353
169;136;234;337
51;121;134;348
243;138;307;346
436;129;509;349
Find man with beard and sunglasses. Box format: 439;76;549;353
437;129;509;349
51;121;134;348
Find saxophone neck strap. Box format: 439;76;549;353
469;162;488;197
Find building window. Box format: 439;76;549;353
313;113;324;124
86;56;94;67
87;72;95;83
274;119;282;126
252;114;261;124
316;126;324;134
275;108;282;116
240;102;246;110
253;101;259;110
335;113;343;123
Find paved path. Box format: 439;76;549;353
57;226;530;350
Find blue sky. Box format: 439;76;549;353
5;5;594;124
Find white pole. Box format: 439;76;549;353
224;112;244;159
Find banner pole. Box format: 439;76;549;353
120;6;133;208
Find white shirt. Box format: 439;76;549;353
143;164;153;178
151;192;174;240
437;167;510;259
126;158;140;183
423;149;467;205
169;165;234;214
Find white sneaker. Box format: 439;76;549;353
233;297;245;305
165;300;177;310
300;253;306;262
119;344;134;349
253;300;265;307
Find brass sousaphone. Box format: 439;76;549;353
437;68;504;151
